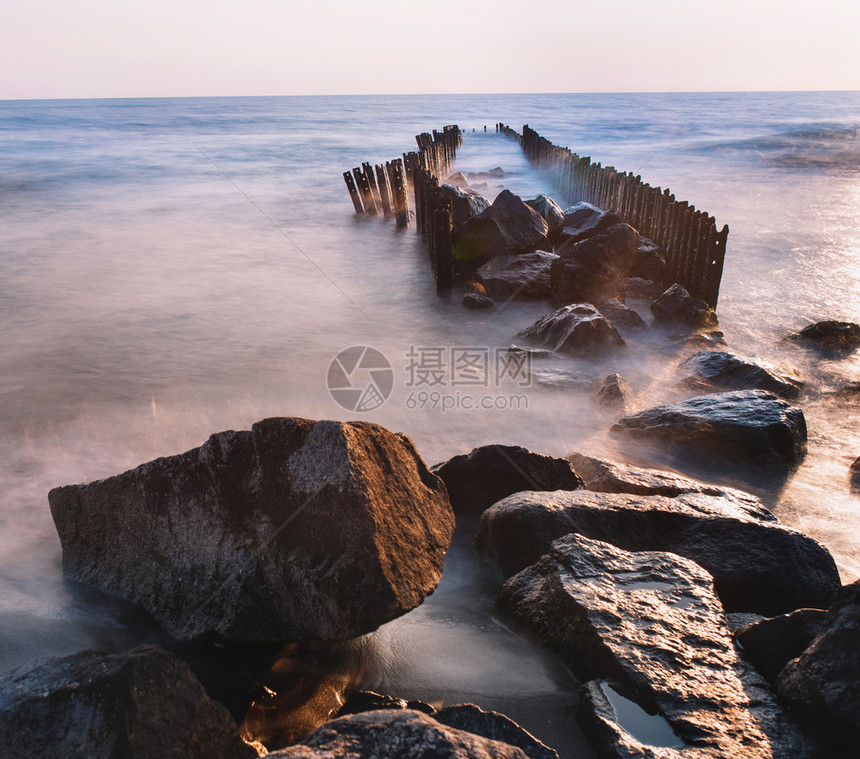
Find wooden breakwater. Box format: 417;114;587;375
498;123;728;308
344;125;462;292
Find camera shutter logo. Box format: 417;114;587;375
327;346;394;412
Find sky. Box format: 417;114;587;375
2;0;859;100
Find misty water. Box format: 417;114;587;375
1;92;858;753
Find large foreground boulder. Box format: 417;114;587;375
49;417;454;644
496;534;822;758
775;581;860;757
679;350;803;399
519;303;626;355
0;645;255;758
611;390;808;471
268;709;531;758
550;223;640;306
651;283;719;331
476;251;558;300
432;444;583;517
476;489;840;615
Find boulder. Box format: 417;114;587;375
443;171;470;188
776;581;860;756
496;534;822;758
432;444;583;517
551;223;640;306
671;331;728;354
593;373;634;414
267;709;530;758
519;303;626;356
794;320;860;355
440;184;491;229
525;195;565;239
631;237;666;284
506;344;554;360
735;609;827;682
0;645;255;759
476;251;558;300
596;298;647;331
337;690;434;717
851;455;860;493
49;417;454;644
462;292;495;309
559;203;622;245
611;390;808;471
651;283;719;331
467;167;505;179
476;489;840;615
679;350;803;399
626;277;663;299
565;452;773;517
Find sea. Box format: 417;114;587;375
1;92;858;754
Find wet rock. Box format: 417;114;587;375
462;292;495;309
559;202;622;245
551;223;641;306
651;283;719;331
337;690;434;717
443;171;470;188
268;709;530;758
776;581;860;757
794;320;860;355
611;390;808;471
467;167;505;179
596;298;647;331
496;534;822;758
476;251;558;300
565;452;773;517
440;184;490;229
671;330;728;353
679;350;803;399
531;368;599;390
631;237;666;284
594;374;634;414
507;344;554;360
49;417;454;644
477;489;840;614
519;303;626;356
626;277;663;299
525;195;565;239
464;279;488;296
0;645;255;759
432;444;583;517
735;609;827;682
452;215;506;262
851;455;860;493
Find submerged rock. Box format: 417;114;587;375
559;203;622;245
519;303;626;355
0;645;255;759
268;709;530;758
496;534;822;758
476;251;558;300
679;350;803;399
735;609;827;682
462;292;495;309
551;223;641;306
432;444;583;517
593;373;634;414
650;283;719;331
793;320;860;355
776;581;860;757
49;417;454;643
476;489;839;615
611;390;808;471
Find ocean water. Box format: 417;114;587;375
1;92;858;753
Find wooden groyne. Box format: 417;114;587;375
498;123;728;308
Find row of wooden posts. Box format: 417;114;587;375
498;123;728;308
343;125;462;291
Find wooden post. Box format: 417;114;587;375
352;167;377;216
343;171;363;214
433;203;453;292
362;162;383;211
375;164;392;216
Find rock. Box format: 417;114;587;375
525;195;565;239
531;368;599;390
679;350;803;399
432;444;583;517
476;489;840;615
551;223;640;306
651;283;719;331
631;237;666;284
443;171;470;188
476;251;558;300
611;390;808;471
594;374;634;414
464;279;489;296
496;534;822;758
519;303;626;356
467;167;505;179
337;690;434;717
851;456;860;493
776;581;860;756
462;292;495;309
794;320;860;355
559;203;622;245
564;452;773;517
453;190;549;262
0;645;255;758
596;298;647;331
671;331;728;353
49;417;454;644
440;184;491;229
735;609;827;682
626;277;663;299
268;709;530;758
507;344;554;360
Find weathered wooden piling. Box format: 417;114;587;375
343;171;363;214
374;164;392;216
352;167;377;216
